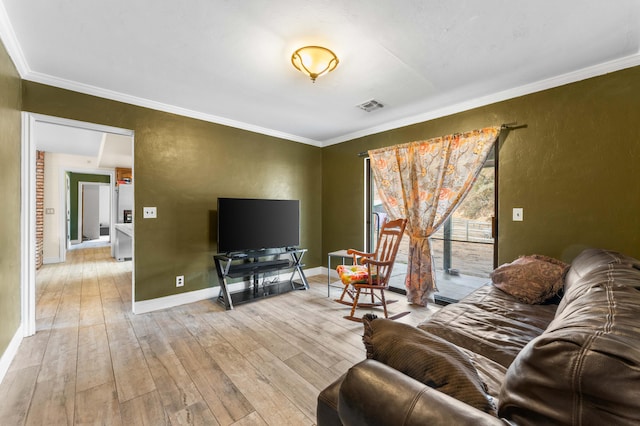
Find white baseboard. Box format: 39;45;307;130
318;266;339;279
0;324;23;385
330;268;339;279
133;267;327;315
133;286;219;314
303;266;325;277
43;257;62;265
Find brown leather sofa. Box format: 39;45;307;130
317;248;640;425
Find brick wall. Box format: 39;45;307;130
36;150;44;270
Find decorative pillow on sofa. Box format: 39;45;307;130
490;254;569;304
362;314;496;415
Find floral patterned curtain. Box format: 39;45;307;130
368;126;500;306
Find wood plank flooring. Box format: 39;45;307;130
0;247;437;425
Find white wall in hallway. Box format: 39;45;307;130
42;152;109;263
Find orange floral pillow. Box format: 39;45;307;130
337;265;370;285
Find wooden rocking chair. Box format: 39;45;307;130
335;218;408;321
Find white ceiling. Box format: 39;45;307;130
2;1;640;147
35;122;104;157
35;121;133;168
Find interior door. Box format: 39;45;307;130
82;184;101;240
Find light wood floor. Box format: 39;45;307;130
0;247;436;425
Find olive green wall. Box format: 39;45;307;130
323;66;640;265
22;82;322;302
18;65;640;304
69;173;111;241
0;41;22;359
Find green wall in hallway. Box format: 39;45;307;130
69;173;111;241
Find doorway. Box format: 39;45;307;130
76;181;111;248
21;113;134;336
428;146;496;304
365;146;496;304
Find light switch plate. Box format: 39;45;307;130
512;207;523;221
143;207;157;219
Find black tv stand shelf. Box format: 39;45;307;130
213;248;309;310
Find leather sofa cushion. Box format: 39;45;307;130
418;285;557;367
558;247;640;316
338;360;504;426
362;315;496;415
563;248;640;294
499;259;640;425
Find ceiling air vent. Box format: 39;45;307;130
356;99;384;112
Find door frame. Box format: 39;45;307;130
61;171;115;256
66;174;71;250
364;157;373;252
21;112;134;337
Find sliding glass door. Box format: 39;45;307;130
365;146;496;302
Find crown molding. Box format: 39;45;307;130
0;3;323;146
321;52;640;146
0;2;322;147
23;70;323;147
3;2;639;149
0;1;29;76
22;52;640;148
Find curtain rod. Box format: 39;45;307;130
357;123;526;157
501;122;527;130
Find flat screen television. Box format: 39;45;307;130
217;198;300;253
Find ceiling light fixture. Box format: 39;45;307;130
291;46;339;83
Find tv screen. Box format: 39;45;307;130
217;198;300;253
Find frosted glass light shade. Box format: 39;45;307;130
291;46;339;82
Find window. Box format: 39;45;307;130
366;146;496;303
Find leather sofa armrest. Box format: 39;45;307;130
338;360;506;426
317;374;345;426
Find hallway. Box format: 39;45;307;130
0;248;132;425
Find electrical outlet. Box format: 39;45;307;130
512;207;524;221
176;275;184;287
143;207;157;219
